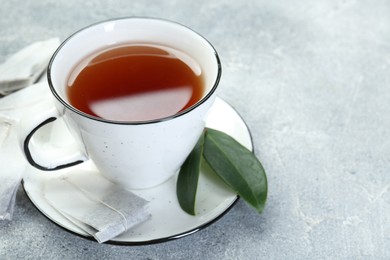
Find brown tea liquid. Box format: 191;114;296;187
66;44;204;121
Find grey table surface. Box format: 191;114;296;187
1;0;390;259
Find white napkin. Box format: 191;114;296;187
0;38;60;95
44;171;151;243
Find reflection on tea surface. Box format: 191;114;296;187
67;44;204;121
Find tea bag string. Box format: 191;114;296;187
62;177;128;231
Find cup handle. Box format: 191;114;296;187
18;100;87;171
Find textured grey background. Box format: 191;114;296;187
1;0;390;259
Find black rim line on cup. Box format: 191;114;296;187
47;17;222;125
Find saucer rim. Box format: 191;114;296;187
22;97;253;245
22;180;239;245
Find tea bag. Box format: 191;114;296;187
0;38;60;95
0;39;60;220
0;82;53;220
0;120;25;220
44;171;151;243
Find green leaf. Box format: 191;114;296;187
176;133;205;215
203;128;267;213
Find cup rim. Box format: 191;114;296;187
47;17;222;125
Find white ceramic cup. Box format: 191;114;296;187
20;17;221;189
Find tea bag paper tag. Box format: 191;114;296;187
0;38;60;95
43;171;151;243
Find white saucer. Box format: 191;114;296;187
22;97;253;244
